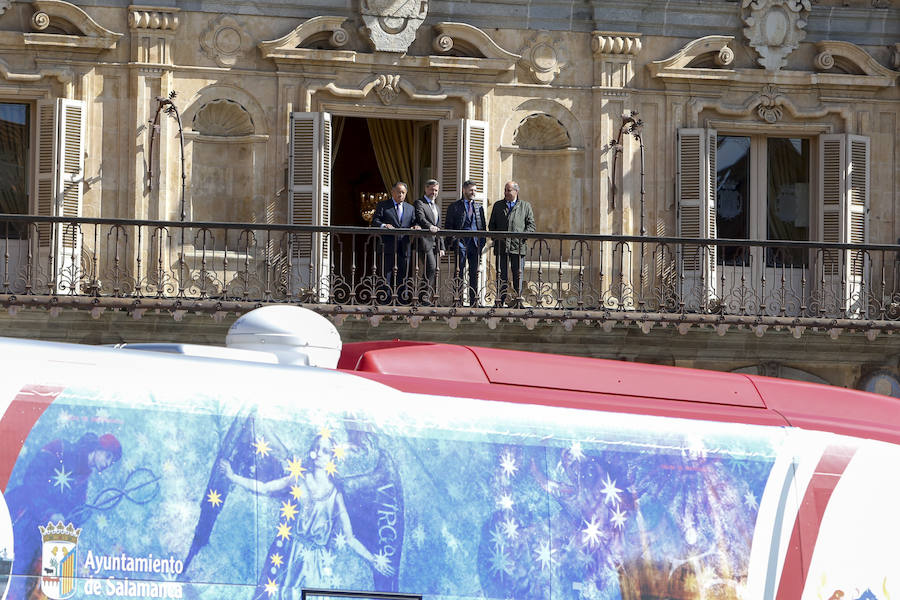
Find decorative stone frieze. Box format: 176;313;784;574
258;16;350;59
200;15;250;68
648;35;735;80
359;0;427;53
128;7;179;30
591;32;642;56
741;0;810;71
431;23;520;62
592;31;642;88
129;5;179;65
519;31;567;84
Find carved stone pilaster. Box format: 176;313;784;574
741;0;810;71
591;31;641;88
128;6;179;65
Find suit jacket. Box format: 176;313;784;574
488;199;535;256
372;199;416;252
444;198;486;252
413;197;444;253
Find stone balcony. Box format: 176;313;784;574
1;214;899;337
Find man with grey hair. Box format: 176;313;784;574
488;180;535;307
413;179;444;304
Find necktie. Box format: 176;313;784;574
395;203;402;221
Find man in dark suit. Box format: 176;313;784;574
372;181;418;302
413;179;444;304
488;180;535;307
444;180;486;306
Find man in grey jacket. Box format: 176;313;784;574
488;181;535;307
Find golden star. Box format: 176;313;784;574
318;426;332;441
290;485;304;500
276;522;291;541
286;456;306;479
324;460;338;477
253;437;271;457
270;553;283;568
331;444;347;461
206;489;223;508
280;501;298;521
264;578;278;596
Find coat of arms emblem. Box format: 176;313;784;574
39;521;81;600
360;0;427;53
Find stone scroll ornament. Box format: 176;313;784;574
360;0;427;53
742;0;811;71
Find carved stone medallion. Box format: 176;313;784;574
519;31;568;84
360;0;427;53
742;0;811;71
201;15;250;68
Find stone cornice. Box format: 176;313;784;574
258;15;348;55
814;40;899;85
431;22;520;63
26;0;121;51
647;35;736;80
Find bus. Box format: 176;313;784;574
1;306;898;600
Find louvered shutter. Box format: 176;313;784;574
676;128;717;310
436;118;489;213
288;112;331;301
34;98;85;294
819;134;869;315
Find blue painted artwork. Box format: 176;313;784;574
1;379;778;600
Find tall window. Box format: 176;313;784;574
0;103;30;237
715;135;810;267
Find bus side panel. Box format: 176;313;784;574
0;370;852;600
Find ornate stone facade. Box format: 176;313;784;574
0;0;897;391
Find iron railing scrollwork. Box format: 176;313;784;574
1;214;899;330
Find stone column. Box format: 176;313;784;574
591;31;641;307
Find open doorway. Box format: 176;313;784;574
330;116;434;296
331;116;434;226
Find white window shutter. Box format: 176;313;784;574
463;119;488;203
288;111;331;301
34;98;85;294
819;133;869;315
436;119;462;210
676;128;716;309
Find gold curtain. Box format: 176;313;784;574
367;118;415;192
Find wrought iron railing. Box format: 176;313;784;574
1;214;899;330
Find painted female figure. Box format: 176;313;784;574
220;434;394;600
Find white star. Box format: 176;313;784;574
569;441;585;461
497;493;514;511
412;524;426;547
333;533;347;549
581;515;604;548
500;452;518;477
488;545;511;576
610;506;627;530
53;466;72;492
490;524;506;548
502;517;519;540
744;491;758;510
533;540;556;571
372;550;391;574
600;474;622;505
